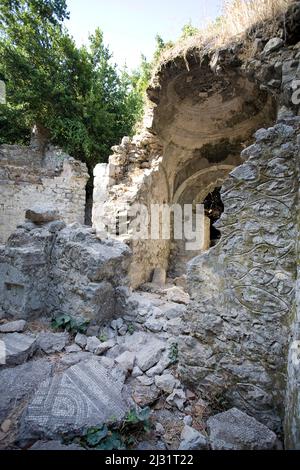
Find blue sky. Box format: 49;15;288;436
66;0;222;69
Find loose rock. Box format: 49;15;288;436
135;338;165;372
25;205;59;224
0;320;27;333
131;366;143;378
165;287;189;305
85;336;101;353
65;344;82;354
115;351;135;372
1;333;37;366
166;388;186;411
1;419;12;433
38;332;68;354
75;333;87;349
207;408;277;450
155;374;179;394
179;425;208;450
263;37;284;55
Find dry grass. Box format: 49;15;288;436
155;0;293;71
214;0;291;42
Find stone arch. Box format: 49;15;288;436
145;56;278;279
173;165;236;204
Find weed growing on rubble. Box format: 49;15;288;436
98;331;109;342
169;342;179;364
68;407;151;450
51;314;89;334
127;323;135;335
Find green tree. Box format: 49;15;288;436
126;35;175;128
181;21;199;39
0;1;141;168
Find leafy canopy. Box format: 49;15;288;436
0;0;142;168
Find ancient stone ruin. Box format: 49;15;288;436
0;144;89;244
0;1;300;451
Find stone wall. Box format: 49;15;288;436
92;132;171;288
179;119;300;435
0;144;89;244
91;2;300;446
0;217;131;324
285;146;300;449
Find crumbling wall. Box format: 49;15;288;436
0;145;89;244
179;120;300;434
91;1;300;446
285;148;300;448
0;215;131;324
92;131;171;288
92;61;276;287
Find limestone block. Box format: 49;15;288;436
155;373;179;393
135;338;165;372
207;408;277;450
263;38;284;55
115;351;135;372
25;205;59;224
152;267;166;286
165;286;190;305
179;425;208;450
1;333;37;367
0;320;26;333
37;332;69;354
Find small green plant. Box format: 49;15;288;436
75;407;151;450
121;407;151;433
169;342;178;364
51;314;89;334
98;331;108;343
127;323;135;335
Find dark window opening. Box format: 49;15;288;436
203;187;224;247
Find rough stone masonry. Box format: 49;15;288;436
0;144;89;244
91;2;300;448
0;213;131;324
0;0;300;451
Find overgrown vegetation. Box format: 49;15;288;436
51;313;89;334
68;407;151;450
155;0;293;71
98;330;109;343
0;0;292;167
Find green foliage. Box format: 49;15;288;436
76;407;151;450
169;342;179;364
0;1;142;167
122;407;151;431
51;314;89;334
181;21;200;39
98;330;108;343
84;425;109;447
127;34;175;128
127;323;135;335
153;34;174;62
